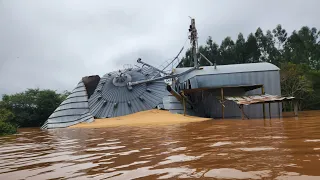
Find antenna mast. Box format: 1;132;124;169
188;17;198;68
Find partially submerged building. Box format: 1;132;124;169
169;62;283;119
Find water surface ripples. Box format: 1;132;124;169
1;111;320;179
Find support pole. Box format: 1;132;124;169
278;102;281;119
199;53;213;66
261;86;266;119
239;105;249;120
183;97;186;116
269;102;271;119
240;105;244;120
293;100;298;116
221;88;224;119
189;18;198;68
136;58;168;75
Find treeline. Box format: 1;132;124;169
0;89;70;135
179;25;320;110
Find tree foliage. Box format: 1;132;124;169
0;89;68;128
0;107;17;136
280;63;313;110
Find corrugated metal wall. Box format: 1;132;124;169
177;70;281;119
41;80;94;129
88;67;169;118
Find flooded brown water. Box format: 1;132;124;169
1;111;320;179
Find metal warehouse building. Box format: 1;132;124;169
172;62;282;119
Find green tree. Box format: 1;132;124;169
235;33;246;64
219;36;236;64
1;89;67;127
179;49;193;67
206;36;221;65
305;70;320;109
0;107;17;136
0;121;17;136
245;33;261;63
280;63;313;110
273;24;288;50
265;30;280;65
255;27;268;62
284;26;319;69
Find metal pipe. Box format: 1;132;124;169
189;18;198;67
199;53;213;66
221;87;224;119
183;96;186;116
128;66;198;87
151;46;184;79
261;86;266;119
166;85;182;101
137;58;168;75
166;85;194;107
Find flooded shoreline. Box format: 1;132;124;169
1;110;320;179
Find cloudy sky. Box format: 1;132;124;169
0;0;319;96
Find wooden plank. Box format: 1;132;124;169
221;88;224;119
182;84;263;94
240;105;244;120
183;97;186;116
278;102;281;118
269;102;271;119
294;100;298;116
261;86;266;119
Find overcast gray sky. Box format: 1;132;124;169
0;0;319;96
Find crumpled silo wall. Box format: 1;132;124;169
88;67;169;118
41;80;94;129
82;75;100;99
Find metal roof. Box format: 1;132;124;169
174;62;279;82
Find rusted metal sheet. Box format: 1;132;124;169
225;94;295;105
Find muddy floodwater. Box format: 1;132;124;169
1;111;320;179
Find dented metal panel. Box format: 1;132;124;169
41;80;92;129
88;67;169;118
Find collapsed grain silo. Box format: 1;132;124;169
41;65;170;129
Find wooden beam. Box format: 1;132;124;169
240;105;244;120
269;102;271;119
294;100;298;116
183;96;186;116
221;88;224;119
182;84;263;94
278;102;281;119
261;86;266;119
238;105;249;120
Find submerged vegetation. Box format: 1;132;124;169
1;24;320;135
179;24;320;111
0;89;69;135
